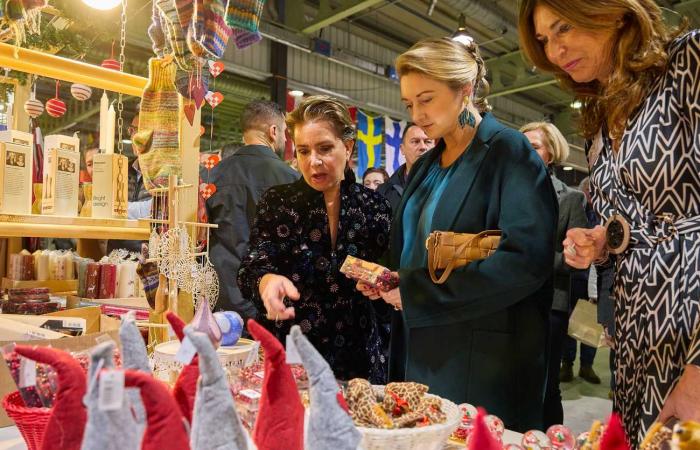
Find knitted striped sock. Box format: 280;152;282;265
147;2;168;58
225;0;265;33
188;0;232;59
155;0;189;68
233;28;262;49
136;58;180;192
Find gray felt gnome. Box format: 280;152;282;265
118;312;149;437
183;326;251;450
290;325;362;450
81;341;141;450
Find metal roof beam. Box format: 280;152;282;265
485;50;557;97
301;0;385;34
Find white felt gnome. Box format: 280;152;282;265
289;325;362;450
81;341;141;450
184;326;252;450
118;312;150;439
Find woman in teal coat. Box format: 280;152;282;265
359;38;558;432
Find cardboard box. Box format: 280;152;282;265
0;314;86;336
0;141;33;215
91;153;128;219
0;306;121;426
41;135;80;217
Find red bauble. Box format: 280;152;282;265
46;81;66;118
101;59;121;71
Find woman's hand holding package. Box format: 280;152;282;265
356;273;402;311
259;274;300;321
356;281;381;300
563;225;607;269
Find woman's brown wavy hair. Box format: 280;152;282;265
518;0;686;141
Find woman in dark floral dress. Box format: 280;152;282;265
238;95;392;383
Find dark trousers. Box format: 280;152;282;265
543;309;568;428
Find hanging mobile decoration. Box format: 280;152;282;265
45;81;66;118
208;60;224;78
101;41;121;71
24;82;44;118
70;83;93;101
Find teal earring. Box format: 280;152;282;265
458;105;476;129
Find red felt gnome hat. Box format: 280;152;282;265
247;319;304;450
166;311;199;424
123;370;190;450
468;408;502;450
14;345;88;450
600;414;631;450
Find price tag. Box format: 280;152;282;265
175;337;196;365
253;370;265;379
285;334;301;365
18;357;36;388
98;369;125;411
244;341;260;367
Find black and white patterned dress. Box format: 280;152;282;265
588;30;700;446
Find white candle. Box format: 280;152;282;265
36;252;49;281
106;104;115;155
117;262;136;298
64;253;74;280
99;92;109;151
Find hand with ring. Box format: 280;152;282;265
562;225;606;269
259;273;300;321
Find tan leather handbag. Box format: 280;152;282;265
425;230;501;284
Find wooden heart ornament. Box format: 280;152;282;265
205;91;224;108
201;183;217;199
208;61;224;78
184;103;196;126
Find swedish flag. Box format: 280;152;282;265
356;110;384;177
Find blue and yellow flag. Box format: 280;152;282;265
356;110;384;177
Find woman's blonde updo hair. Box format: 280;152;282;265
395;37;491;113
286;95;356;143
520;121;570;165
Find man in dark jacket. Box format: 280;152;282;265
206;101;299;320
377;124;434;213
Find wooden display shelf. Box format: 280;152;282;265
0;213;149;240
67;295;150;310
2;277;78;293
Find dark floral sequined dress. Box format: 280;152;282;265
238;174;392;383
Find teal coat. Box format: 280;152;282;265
387;113;558;432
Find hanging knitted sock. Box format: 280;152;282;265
81;342;140;450
233;28;261;49
155;0;189;68
247;319;304;450
136;58;180;192
225;0;265;33
148;1;168;57
290;325;361;450
188;0;232;59
175;0;194;28
136;259;159;308
185;326;250;450
119;312;150;435
14;346;87;450
166;312;199;424
123;370;191;450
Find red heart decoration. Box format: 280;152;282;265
184;103;196;126
191;83;206;109
204;154;221;170
208;61;224;78
205;91;224;108
201;183;217;199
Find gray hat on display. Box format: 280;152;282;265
81;341;141;450
290;325;361;450
118;313;149;431
184;326;250;450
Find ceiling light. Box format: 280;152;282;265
570;100;582;109
82;0;121;10
289;90;304;98
451;14;474;46
562;166;574;171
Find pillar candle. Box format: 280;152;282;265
21;255;35;280
48;252;58;280
116;262;136;298
77;258;90;297
54;254;66;280
99;263;117;299
99;92;108;150
36;252;49;281
63;253;74;280
8;254;22;280
85;263;101;299
105;104;115;155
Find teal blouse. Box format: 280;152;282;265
400;159;459;269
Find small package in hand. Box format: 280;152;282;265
340;255;399;292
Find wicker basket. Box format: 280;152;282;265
357;388;460;450
2;391;51;450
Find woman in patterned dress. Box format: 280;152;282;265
519;0;700;445
238;95;392;383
